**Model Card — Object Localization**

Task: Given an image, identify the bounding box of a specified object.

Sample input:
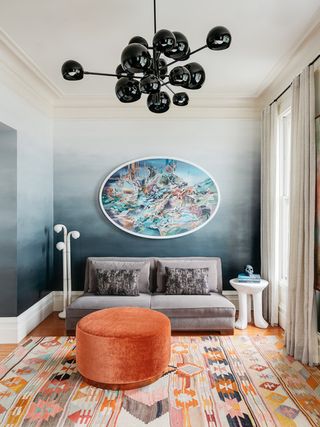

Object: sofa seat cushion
[150,293,235,318]
[67,293,151,317]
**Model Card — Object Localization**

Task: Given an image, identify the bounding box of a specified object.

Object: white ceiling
[0,0,319,99]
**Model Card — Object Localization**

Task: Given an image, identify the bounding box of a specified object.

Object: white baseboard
[17,292,53,342]
[0,317,19,345]
[0,292,54,344]
[222,290,238,309]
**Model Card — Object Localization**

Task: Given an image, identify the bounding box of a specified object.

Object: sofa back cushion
[84,256,223,294]
[156,257,222,293]
[84,258,154,293]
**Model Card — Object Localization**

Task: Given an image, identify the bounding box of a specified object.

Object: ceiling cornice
[256,8,320,110]
[0,28,62,115]
[54,95,260,119]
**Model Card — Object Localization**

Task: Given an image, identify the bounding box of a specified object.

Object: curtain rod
[269,53,320,107]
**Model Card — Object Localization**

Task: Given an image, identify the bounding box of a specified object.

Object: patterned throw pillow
[96,269,140,296]
[164,267,210,295]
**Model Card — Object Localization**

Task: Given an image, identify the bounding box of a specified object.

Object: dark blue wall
[54,118,261,291]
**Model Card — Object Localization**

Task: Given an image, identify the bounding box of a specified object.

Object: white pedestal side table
[229,279,269,330]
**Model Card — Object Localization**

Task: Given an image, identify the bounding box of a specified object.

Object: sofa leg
[220,329,234,336]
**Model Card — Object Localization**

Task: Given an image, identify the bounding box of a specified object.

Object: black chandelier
[61,0,231,114]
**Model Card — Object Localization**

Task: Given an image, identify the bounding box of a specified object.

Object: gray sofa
[66,257,235,334]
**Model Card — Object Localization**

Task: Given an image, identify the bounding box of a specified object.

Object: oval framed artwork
[99,157,220,239]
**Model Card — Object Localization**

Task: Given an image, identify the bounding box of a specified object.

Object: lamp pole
[66,231,81,305]
[54,224,68,319]
[54,224,80,318]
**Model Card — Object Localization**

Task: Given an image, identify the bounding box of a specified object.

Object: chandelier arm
[164,44,208,68]
[161,79,173,86]
[84,71,144,79]
[188,44,208,56]
[166,86,176,95]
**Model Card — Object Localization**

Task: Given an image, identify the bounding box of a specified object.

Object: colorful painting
[99,157,220,239]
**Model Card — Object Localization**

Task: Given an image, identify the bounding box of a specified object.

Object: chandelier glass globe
[121,43,152,73]
[129,36,149,48]
[206,26,232,51]
[166,31,189,60]
[115,77,141,103]
[139,75,161,94]
[153,29,176,53]
[169,66,191,86]
[182,63,206,90]
[147,92,171,113]
[173,92,189,106]
[61,60,84,81]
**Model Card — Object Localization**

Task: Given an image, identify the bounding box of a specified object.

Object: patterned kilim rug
[0,336,319,426]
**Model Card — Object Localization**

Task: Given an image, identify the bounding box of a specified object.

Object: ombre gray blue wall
[0,124,17,316]
[53,117,261,291]
[0,80,54,316]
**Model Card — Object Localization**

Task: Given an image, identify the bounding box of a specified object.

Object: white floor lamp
[67,230,80,305]
[54,224,80,319]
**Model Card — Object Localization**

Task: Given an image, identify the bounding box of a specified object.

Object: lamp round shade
[121,43,151,73]
[115,77,141,103]
[61,60,84,81]
[206,26,231,50]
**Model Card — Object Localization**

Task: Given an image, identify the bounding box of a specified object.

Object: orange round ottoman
[76,307,171,390]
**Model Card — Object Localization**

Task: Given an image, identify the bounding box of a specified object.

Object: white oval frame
[99,156,221,239]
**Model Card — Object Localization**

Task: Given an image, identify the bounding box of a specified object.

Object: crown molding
[53,95,260,119]
[0,28,62,115]
[256,9,320,110]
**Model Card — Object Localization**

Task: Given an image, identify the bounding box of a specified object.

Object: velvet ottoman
[76,307,171,390]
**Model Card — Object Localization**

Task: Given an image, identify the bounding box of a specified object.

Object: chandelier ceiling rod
[61,0,232,113]
[153,0,157,34]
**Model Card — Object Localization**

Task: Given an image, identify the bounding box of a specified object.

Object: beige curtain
[261,103,279,326]
[286,65,319,366]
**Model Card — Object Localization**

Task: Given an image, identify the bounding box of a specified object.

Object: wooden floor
[0,312,284,362]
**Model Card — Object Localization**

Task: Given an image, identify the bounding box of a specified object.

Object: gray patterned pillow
[96,269,140,296]
[164,267,210,295]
